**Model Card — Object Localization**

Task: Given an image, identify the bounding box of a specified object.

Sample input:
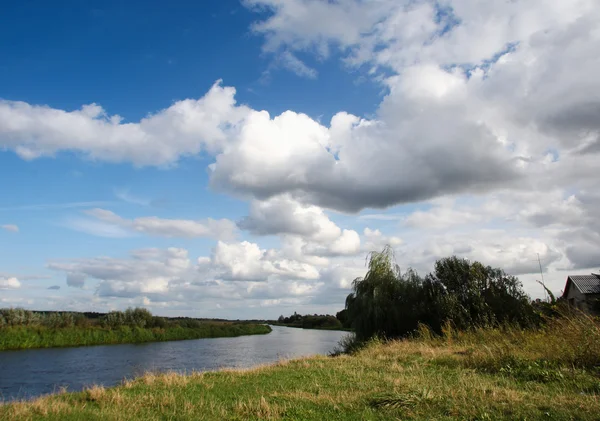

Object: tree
[335,309,348,327]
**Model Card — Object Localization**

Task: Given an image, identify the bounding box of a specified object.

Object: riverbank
[0,323,272,351]
[2,320,599,420]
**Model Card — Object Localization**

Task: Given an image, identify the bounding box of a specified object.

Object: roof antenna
[537,253,548,301]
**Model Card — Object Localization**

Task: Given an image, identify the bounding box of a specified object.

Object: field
[2,316,599,420]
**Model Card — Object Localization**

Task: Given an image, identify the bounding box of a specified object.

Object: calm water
[0,326,349,401]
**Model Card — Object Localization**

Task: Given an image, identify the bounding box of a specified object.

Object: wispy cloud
[114,189,151,206]
[64,216,134,238]
[0,201,112,211]
[279,51,318,79]
[1,224,19,232]
[0,272,51,281]
[81,208,238,240]
[358,213,405,221]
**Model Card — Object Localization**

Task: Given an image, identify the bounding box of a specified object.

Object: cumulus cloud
[1,224,19,232]
[76,208,237,240]
[239,195,341,241]
[48,245,329,306]
[50,248,192,294]
[0,277,21,289]
[203,241,320,282]
[0,81,249,166]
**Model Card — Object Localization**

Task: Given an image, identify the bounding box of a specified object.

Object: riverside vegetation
[0,308,271,350]
[1,247,599,420]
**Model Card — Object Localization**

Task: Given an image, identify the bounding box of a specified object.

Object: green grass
[2,316,599,420]
[0,323,272,351]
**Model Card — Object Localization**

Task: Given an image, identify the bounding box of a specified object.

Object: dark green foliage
[346,246,539,341]
[275,312,343,330]
[425,256,537,330]
[335,309,350,328]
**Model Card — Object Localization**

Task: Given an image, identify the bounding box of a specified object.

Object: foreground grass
[0,323,272,351]
[2,317,599,420]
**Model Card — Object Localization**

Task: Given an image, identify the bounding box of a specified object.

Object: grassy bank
[0,323,272,351]
[2,316,599,420]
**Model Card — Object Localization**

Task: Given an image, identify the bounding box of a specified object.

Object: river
[0,326,349,401]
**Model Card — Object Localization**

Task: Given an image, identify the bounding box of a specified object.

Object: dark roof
[568,274,600,294]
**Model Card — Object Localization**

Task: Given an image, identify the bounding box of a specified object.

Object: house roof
[567,274,600,295]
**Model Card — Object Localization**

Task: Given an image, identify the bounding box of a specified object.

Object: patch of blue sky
[443,42,520,79]
[433,1,462,36]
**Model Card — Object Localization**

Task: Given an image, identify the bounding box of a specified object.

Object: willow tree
[346,246,427,340]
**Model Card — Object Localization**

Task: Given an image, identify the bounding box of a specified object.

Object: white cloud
[47,245,328,307]
[362,228,402,252]
[0,81,249,166]
[206,241,320,282]
[278,51,318,79]
[239,195,341,242]
[77,208,237,240]
[1,224,19,232]
[404,205,483,230]
[302,229,361,257]
[0,277,21,289]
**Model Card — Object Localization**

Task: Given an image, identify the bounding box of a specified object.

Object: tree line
[275,312,345,330]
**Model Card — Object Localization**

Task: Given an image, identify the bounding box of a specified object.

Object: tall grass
[0,322,272,351]
[415,312,600,372]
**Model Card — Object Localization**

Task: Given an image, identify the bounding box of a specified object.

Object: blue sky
[1,0,599,318]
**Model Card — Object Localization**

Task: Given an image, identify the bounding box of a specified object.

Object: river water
[0,326,349,401]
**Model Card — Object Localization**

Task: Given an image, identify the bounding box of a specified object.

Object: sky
[1,0,599,319]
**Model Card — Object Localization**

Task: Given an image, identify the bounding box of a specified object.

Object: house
[562,273,600,314]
